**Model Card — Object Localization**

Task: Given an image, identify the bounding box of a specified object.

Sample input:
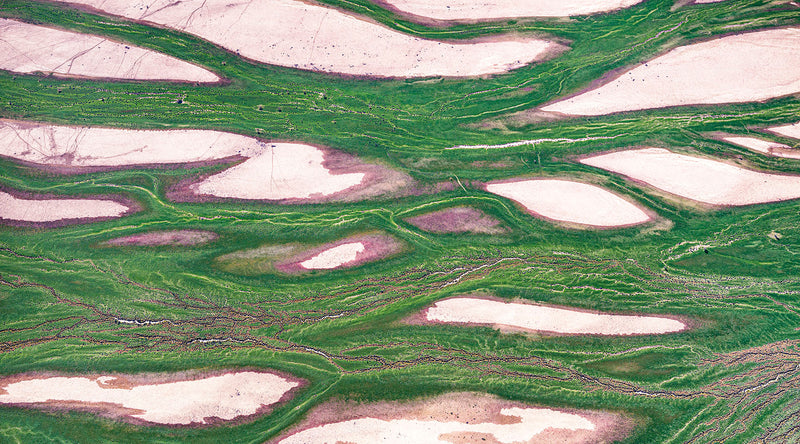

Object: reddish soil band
[375,0,645,21]
[541,27,800,116]
[0,18,219,82]
[404,206,505,234]
[484,178,651,228]
[55,0,565,78]
[275,392,632,443]
[0,370,302,426]
[581,147,800,206]
[104,230,219,246]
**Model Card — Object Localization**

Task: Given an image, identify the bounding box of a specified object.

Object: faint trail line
[445,134,626,150]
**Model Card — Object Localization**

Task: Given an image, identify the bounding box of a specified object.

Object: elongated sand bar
[485,179,650,227]
[0,18,218,82]
[541,27,800,116]
[768,122,800,140]
[425,297,685,335]
[0,120,405,202]
[281,233,403,272]
[300,242,366,269]
[0,191,129,223]
[0,371,299,425]
[582,148,800,205]
[278,392,628,443]
[722,136,800,160]
[56,0,563,77]
[377,0,644,21]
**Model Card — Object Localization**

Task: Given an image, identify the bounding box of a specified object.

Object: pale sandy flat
[0,371,298,425]
[582,147,800,205]
[300,241,366,269]
[426,297,685,335]
[105,230,218,246]
[57,0,563,77]
[0,191,128,223]
[768,122,800,140]
[541,27,800,116]
[378,0,644,21]
[0,18,218,82]
[485,179,650,227]
[722,136,800,159]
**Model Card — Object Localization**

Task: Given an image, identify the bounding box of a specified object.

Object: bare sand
[768,122,800,140]
[0,191,129,223]
[0,371,299,425]
[424,297,685,335]
[277,392,630,444]
[300,241,366,269]
[377,0,644,21]
[0,18,218,82]
[0,120,410,202]
[56,0,564,77]
[541,27,800,116]
[404,206,505,234]
[279,233,404,273]
[104,230,218,246]
[485,179,650,227]
[581,147,800,206]
[722,136,800,160]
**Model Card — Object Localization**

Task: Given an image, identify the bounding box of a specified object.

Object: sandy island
[0,18,218,82]
[0,190,130,224]
[541,27,800,116]
[276,392,630,443]
[422,296,686,335]
[582,147,800,206]
[281,233,404,273]
[376,0,644,21]
[721,136,800,160]
[485,178,651,228]
[55,0,565,77]
[768,122,800,140]
[0,371,300,426]
[404,206,505,234]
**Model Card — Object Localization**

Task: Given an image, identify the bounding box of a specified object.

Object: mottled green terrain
[1,0,800,442]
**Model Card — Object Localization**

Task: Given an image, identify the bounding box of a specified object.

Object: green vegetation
[1,0,799,442]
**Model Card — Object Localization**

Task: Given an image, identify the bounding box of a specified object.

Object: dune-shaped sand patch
[277,392,630,443]
[0,120,412,202]
[541,27,800,116]
[421,296,686,335]
[104,230,218,246]
[581,147,800,206]
[376,0,644,21]
[0,18,218,82]
[405,206,505,234]
[721,136,800,160]
[768,122,800,140]
[282,233,404,273]
[485,178,650,228]
[55,0,564,77]
[0,370,301,426]
[0,190,131,224]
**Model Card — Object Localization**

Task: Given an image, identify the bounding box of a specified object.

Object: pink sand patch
[105,230,218,246]
[0,371,300,425]
[0,18,218,82]
[768,122,800,140]
[485,179,650,227]
[404,206,505,234]
[276,392,630,444]
[425,297,686,335]
[56,0,564,77]
[581,147,800,206]
[277,233,403,273]
[722,136,800,159]
[541,27,800,116]
[0,191,129,223]
[377,0,644,21]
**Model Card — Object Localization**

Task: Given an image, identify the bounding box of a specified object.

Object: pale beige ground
[0,191,128,222]
[581,147,800,205]
[485,179,650,227]
[541,27,800,116]
[377,0,644,20]
[56,0,563,77]
[769,122,800,140]
[426,297,685,335]
[299,241,366,269]
[722,136,800,159]
[0,371,298,425]
[0,18,218,82]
